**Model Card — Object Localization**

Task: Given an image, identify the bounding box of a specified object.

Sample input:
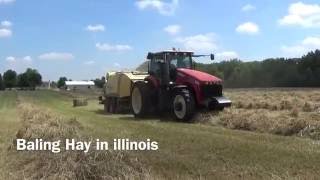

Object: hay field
[1,89,320,179]
[214,88,320,139]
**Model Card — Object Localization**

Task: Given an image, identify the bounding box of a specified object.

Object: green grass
[0,91,19,145]
[0,91,20,178]
[1,90,320,179]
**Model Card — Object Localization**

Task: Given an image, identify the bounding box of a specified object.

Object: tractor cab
[147,51,194,68]
[147,50,214,85]
[147,51,195,85]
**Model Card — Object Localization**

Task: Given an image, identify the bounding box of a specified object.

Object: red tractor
[131,50,231,121]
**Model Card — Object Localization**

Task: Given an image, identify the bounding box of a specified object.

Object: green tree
[94,76,106,88]
[25,68,42,89]
[3,70,17,89]
[299,50,320,86]
[193,49,320,88]
[17,73,29,89]
[57,77,68,88]
[0,73,4,90]
[16,69,42,90]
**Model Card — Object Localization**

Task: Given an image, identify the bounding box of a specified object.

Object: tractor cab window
[167,53,192,81]
[168,54,192,69]
[149,57,164,77]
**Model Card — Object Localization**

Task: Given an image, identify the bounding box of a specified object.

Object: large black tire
[104,100,109,112]
[172,89,195,122]
[104,97,115,113]
[110,97,118,113]
[131,82,153,118]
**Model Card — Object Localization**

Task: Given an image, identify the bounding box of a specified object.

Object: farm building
[64,81,95,91]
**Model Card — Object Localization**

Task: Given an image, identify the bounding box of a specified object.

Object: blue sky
[1,0,320,81]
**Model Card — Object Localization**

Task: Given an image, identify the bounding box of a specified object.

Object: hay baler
[100,50,231,121]
[99,71,148,113]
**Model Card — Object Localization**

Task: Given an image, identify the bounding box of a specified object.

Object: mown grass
[6,103,149,179]
[213,89,320,139]
[1,89,320,179]
[0,91,19,178]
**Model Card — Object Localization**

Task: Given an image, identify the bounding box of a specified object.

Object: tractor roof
[147,50,194,59]
[152,50,194,54]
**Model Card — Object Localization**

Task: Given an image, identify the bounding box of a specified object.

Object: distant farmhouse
[64,81,95,91]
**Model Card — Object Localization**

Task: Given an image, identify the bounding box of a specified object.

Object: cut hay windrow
[203,90,320,140]
[73,98,88,107]
[6,103,150,180]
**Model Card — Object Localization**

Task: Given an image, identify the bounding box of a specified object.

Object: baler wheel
[131,82,152,118]
[104,100,109,112]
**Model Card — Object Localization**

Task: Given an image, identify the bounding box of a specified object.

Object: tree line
[196,50,320,88]
[0,68,42,90]
[2,49,318,90]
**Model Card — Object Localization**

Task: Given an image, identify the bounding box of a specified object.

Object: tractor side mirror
[210,54,215,60]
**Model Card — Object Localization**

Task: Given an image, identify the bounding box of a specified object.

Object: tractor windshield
[168,54,192,69]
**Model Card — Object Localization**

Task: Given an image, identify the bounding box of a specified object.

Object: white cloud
[302,36,320,47]
[113,63,121,68]
[4,55,34,73]
[236,22,260,35]
[1,20,12,27]
[164,24,181,35]
[85,24,105,32]
[216,51,239,60]
[6,56,33,63]
[83,60,95,65]
[0,0,15,4]
[242,4,256,12]
[135,0,179,16]
[175,33,217,53]
[0,28,12,38]
[281,45,306,57]
[281,36,320,57]
[96,43,133,52]
[38,52,74,61]
[279,2,320,28]
[23,56,32,63]
[5,56,16,63]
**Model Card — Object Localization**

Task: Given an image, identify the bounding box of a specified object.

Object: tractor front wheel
[172,89,195,121]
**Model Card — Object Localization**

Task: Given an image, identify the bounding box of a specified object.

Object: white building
[65,81,95,91]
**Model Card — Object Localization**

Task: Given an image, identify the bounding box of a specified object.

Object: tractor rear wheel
[172,89,195,121]
[131,82,152,118]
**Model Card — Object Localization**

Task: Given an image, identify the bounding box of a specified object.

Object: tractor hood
[177,68,222,83]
